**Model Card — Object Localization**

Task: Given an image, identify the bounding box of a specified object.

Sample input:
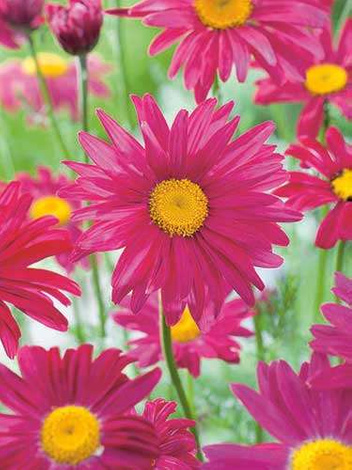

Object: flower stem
[72,297,85,344]
[159,295,203,461]
[27,35,69,157]
[91,254,106,338]
[253,311,265,443]
[314,247,328,319]
[335,241,346,275]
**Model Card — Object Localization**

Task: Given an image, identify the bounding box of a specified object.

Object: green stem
[27,35,70,157]
[253,312,265,443]
[77,54,89,136]
[0,108,15,179]
[72,297,85,344]
[335,241,346,274]
[314,248,328,318]
[91,255,106,338]
[212,75,221,103]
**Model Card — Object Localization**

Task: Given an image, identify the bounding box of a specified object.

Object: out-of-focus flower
[0,182,81,358]
[0,18,22,49]
[0,53,110,123]
[0,344,161,468]
[0,0,44,30]
[114,294,254,377]
[203,354,352,469]
[142,399,199,468]
[61,94,301,325]
[107,0,331,103]
[276,126,352,249]
[46,0,103,56]
[255,20,352,139]
[311,272,352,361]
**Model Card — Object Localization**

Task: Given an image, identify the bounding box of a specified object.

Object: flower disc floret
[194,0,253,29]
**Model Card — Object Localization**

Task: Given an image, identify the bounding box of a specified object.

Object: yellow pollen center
[291,440,352,470]
[305,64,348,95]
[30,195,72,226]
[22,53,69,78]
[149,178,208,237]
[194,0,253,29]
[331,169,352,201]
[171,307,201,343]
[41,406,101,465]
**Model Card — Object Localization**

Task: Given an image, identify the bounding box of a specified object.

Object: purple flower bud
[0,0,44,30]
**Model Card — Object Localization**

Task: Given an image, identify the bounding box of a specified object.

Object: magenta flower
[255,20,352,139]
[46,0,103,56]
[0,344,162,468]
[204,354,352,469]
[276,126,352,249]
[114,294,254,377]
[0,18,22,49]
[107,0,331,103]
[0,182,81,358]
[311,272,352,361]
[61,94,300,324]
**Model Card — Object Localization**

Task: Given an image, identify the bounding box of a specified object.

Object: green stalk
[314,247,328,318]
[72,297,85,344]
[335,241,346,275]
[253,311,265,443]
[91,255,106,337]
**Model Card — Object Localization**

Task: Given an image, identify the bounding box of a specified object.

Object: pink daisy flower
[0,182,80,358]
[255,20,352,139]
[311,272,352,361]
[0,53,110,124]
[107,0,331,103]
[275,126,352,249]
[61,94,300,325]
[16,166,88,273]
[204,353,352,469]
[142,399,199,468]
[0,344,162,469]
[114,294,254,377]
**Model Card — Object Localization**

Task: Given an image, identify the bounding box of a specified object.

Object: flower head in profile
[0,53,110,124]
[204,354,352,469]
[0,344,162,468]
[61,94,300,325]
[255,20,352,139]
[276,126,352,249]
[0,182,81,358]
[114,294,254,377]
[107,0,330,103]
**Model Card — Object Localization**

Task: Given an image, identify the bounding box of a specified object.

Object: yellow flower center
[331,169,352,201]
[22,53,69,78]
[149,178,208,237]
[170,306,201,343]
[30,195,72,226]
[41,406,101,465]
[291,439,352,470]
[305,64,348,95]
[194,0,253,29]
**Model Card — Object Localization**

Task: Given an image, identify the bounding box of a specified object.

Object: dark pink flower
[114,293,254,377]
[46,0,103,56]
[0,344,161,468]
[0,18,23,49]
[275,126,352,249]
[0,182,81,358]
[0,0,44,31]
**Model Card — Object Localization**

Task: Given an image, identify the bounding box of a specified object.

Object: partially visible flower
[276,126,352,249]
[114,294,254,377]
[311,272,352,361]
[0,344,161,468]
[0,0,44,32]
[0,53,110,123]
[204,354,352,469]
[46,0,103,56]
[0,18,22,49]
[0,182,81,358]
[142,399,199,468]
[255,20,352,139]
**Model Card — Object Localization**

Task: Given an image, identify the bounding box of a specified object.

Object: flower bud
[0,0,44,30]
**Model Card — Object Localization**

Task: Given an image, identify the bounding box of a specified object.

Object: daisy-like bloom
[17,166,87,273]
[311,272,352,361]
[0,53,110,123]
[107,0,331,103]
[114,294,254,377]
[203,353,352,469]
[61,94,300,324]
[0,182,80,358]
[142,399,199,468]
[255,20,352,139]
[0,344,162,468]
[275,126,352,249]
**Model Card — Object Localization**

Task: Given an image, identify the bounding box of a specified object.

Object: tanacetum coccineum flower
[276,126,352,249]
[107,0,331,103]
[61,94,301,325]
[114,294,254,377]
[255,20,352,139]
[0,53,110,123]
[0,182,80,358]
[311,272,352,361]
[0,345,162,469]
[203,354,352,469]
